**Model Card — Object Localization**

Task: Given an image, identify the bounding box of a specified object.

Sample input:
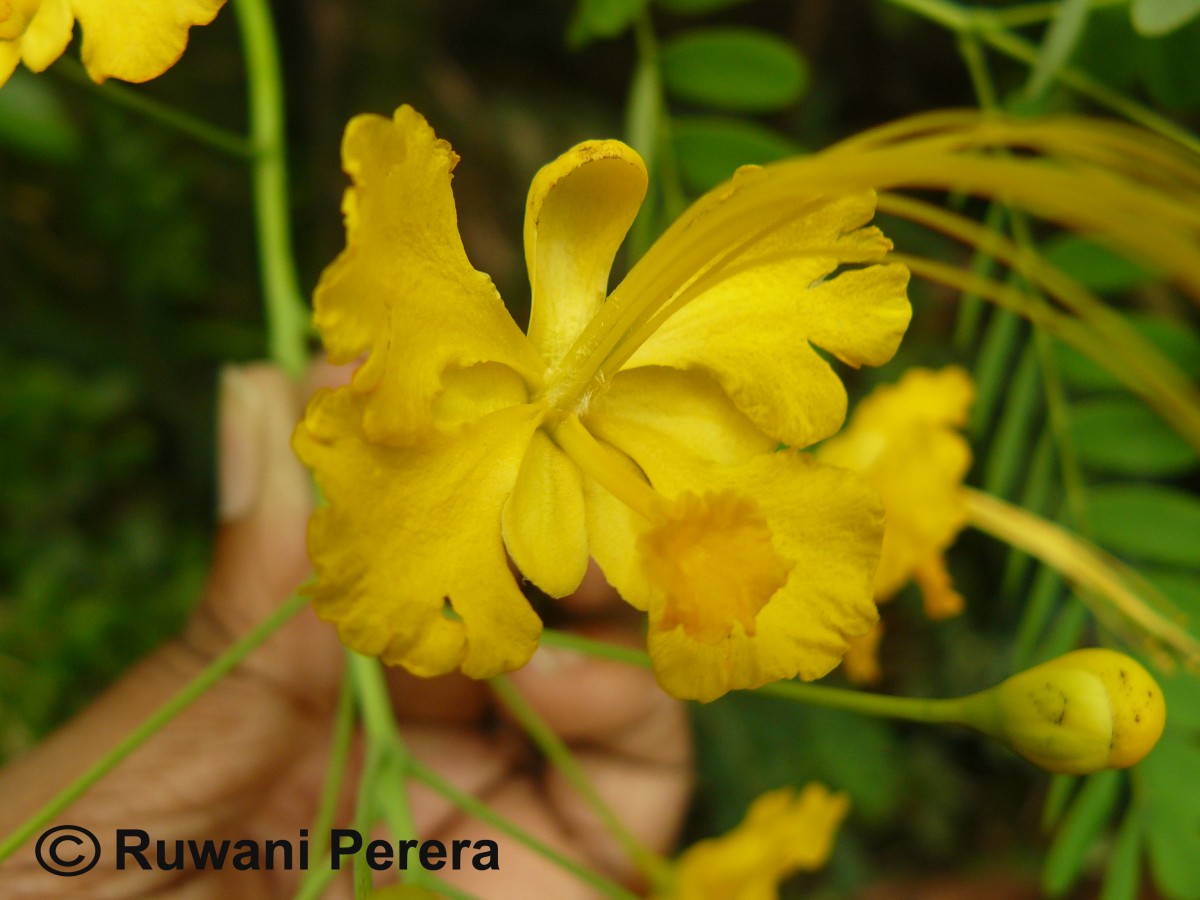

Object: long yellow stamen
[545,116,1200,428]
[552,416,792,645]
[889,251,1200,453]
[964,487,1200,670]
[549,414,667,523]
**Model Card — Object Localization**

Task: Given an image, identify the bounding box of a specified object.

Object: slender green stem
[541,629,650,667]
[1014,564,1066,670]
[1002,429,1057,597]
[349,654,415,842]
[1006,210,1091,532]
[542,630,974,725]
[883,0,969,30]
[984,0,1127,29]
[965,489,1200,666]
[978,26,1200,155]
[626,13,686,257]
[0,592,310,864]
[233,0,309,378]
[880,0,1200,155]
[345,655,443,890]
[983,339,1041,499]
[490,676,671,892]
[952,203,1006,351]
[958,30,997,111]
[294,657,356,900]
[407,759,642,900]
[626,13,664,261]
[52,57,254,158]
[352,743,383,899]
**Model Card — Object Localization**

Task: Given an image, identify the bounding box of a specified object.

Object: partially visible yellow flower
[0,0,224,87]
[294,106,911,701]
[820,366,974,613]
[659,784,848,900]
[819,367,973,681]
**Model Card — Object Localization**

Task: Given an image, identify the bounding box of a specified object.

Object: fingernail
[260,374,314,521]
[217,365,264,522]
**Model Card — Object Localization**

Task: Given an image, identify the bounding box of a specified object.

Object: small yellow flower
[659,784,848,900]
[0,0,224,87]
[294,106,911,700]
[819,366,973,682]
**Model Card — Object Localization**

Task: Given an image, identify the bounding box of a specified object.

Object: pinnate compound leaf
[1043,770,1122,896]
[1071,398,1199,477]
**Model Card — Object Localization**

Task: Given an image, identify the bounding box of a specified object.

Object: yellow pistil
[641,491,793,644]
[550,413,666,522]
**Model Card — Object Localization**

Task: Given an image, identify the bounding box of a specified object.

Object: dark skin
[0,363,693,898]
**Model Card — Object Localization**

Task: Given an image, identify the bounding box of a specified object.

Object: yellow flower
[293,105,911,700]
[818,366,973,682]
[0,0,224,87]
[659,784,848,900]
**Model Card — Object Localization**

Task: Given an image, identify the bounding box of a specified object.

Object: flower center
[640,490,793,644]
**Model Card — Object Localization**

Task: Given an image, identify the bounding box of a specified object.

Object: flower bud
[962,649,1165,775]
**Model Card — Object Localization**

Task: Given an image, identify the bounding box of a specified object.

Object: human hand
[0,362,692,898]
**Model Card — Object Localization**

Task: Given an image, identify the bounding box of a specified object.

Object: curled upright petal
[525,140,647,368]
[72,0,224,83]
[18,0,70,72]
[317,106,544,445]
[626,188,911,449]
[0,42,19,85]
[818,366,973,604]
[293,386,544,679]
[586,413,882,702]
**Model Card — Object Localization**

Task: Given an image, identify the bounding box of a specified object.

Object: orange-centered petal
[640,490,793,644]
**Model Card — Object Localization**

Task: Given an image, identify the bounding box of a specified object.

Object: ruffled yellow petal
[431,361,530,427]
[842,621,884,685]
[501,429,589,597]
[594,366,775,466]
[71,0,224,83]
[17,0,70,72]
[0,40,20,84]
[626,189,911,448]
[315,106,544,446]
[588,413,881,702]
[819,366,973,605]
[525,140,647,368]
[662,784,848,900]
[293,386,544,679]
[914,554,964,619]
[0,0,39,40]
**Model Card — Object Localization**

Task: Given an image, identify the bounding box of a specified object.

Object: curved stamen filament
[550,414,667,523]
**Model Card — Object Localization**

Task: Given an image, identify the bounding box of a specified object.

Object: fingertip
[503,625,684,757]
